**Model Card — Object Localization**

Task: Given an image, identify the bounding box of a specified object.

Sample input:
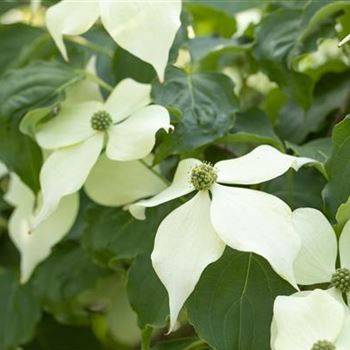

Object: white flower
[3,169,78,284]
[31,78,171,228]
[339,33,350,47]
[130,145,315,330]
[292,208,350,297]
[45,0,182,81]
[271,289,350,350]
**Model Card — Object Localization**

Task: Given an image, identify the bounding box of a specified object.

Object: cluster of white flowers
[1,1,350,348]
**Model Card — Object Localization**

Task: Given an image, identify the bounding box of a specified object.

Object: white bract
[3,171,78,284]
[130,145,315,330]
[292,208,350,297]
[31,78,171,228]
[271,289,350,350]
[45,0,182,81]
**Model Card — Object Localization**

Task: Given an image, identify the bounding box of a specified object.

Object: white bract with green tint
[45,0,182,81]
[31,78,171,228]
[271,289,350,350]
[3,169,78,284]
[130,145,315,330]
[292,208,350,295]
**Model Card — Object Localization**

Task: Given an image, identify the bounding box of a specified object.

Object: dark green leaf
[30,242,109,325]
[262,168,327,210]
[0,61,83,192]
[0,270,41,350]
[82,202,177,268]
[219,108,283,150]
[153,67,238,162]
[127,254,169,329]
[276,72,350,144]
[324,115,350,217]
[187,249,294,350]
[24,315,106,350]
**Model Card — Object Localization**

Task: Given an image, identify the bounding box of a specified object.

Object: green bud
[190,163,217,191]
[331,267,350,293]
[91,110,113,131]
[310,340,335,350]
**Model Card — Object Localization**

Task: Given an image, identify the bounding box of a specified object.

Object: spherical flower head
[91,110,113,131]
[310,340,335,350]
[331,267,350,293]
[190,163,217,191]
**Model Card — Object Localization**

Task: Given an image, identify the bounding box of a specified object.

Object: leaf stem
[83,71,114,92]
[139,160,170,186]
[66,36,114,58]
[141,325,153,350]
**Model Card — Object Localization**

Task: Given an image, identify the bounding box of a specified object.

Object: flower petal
[105,79,151,122]
[129,158,200,220]
[337,312,350,349]
[272,289,346,350]
[99,1,181,81]
[31,134,103,229]
[35,101,102,149]
[151,191,225,331]
[340,220,350,270]
[215,145,314,185]
[210,184,300,288]
[106,105,171,161]
[85,154,166,207]
[5,174,79,283]
[46,0,99,60]
[292,208,337,285]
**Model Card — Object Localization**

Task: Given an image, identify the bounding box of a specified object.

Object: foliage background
[0,0,350,349]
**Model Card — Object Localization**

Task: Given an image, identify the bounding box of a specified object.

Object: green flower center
[331,267,350,293]
[190,163,217,191]
[90,110,112,131]
[310,340,335,350]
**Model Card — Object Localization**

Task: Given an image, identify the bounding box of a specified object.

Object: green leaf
[187,249,294,350]
[276,72,350,144]
[0,24,50,76]
[127,254,169,329]
[262,168,327,211]
[253,8,314,108]
[152,338,208,350]
[218,108,283,150]
[324,115,350,217]
[0,270,41,350]
[0,61,83,192]
[82,202,176,268]
[112,45,156,84]
[286,137,332,164]
[336,196,350,228]
[30,242,109,325]
[152,68,238,162]
[185,3,237,38]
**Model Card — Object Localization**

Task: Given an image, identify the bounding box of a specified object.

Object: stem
[139,160,170,186]
[141,326,153,350]
[66,36,114,58]
[83,71,114,92]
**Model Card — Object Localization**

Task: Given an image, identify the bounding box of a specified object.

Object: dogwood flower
[130,145,315,330]
[3,169,78,284]
[271,289,350,350]
[45,0,182,81]
[339,33,350,47]
[292,208,350,297]
[31,78,171,228]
